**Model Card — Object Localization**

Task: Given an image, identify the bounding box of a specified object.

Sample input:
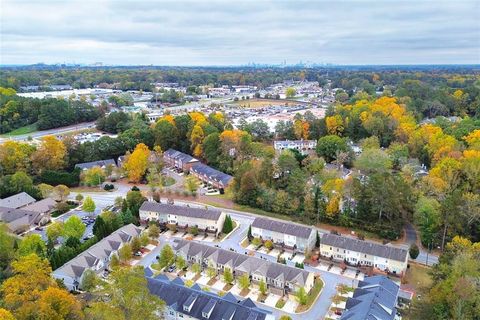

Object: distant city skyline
[1,0,479,66]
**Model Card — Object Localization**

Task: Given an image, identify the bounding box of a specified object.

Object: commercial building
[139,201,226,237]
[147,274,274,320]
[320,234,408,275]
[163,149,200,172]
[273,139,317,155]
[52,224,142,291]
[251,218,317,253]
[341,275,400,320]
[190,163,233,192]
[174,240,315,296]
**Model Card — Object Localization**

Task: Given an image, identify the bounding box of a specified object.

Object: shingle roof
[0,206,40,233]
[190,163,233,186]
[146,276,271,320]
[174,240,311,286]
[52,224,142,279]
[321,234,408,262]
[0,192,36,209]
[74,159,117,170]
[22,198,56,214]
[164,149,199,164]
[140,201,223,221]
[341,276,399,320]
[251,217,314,239]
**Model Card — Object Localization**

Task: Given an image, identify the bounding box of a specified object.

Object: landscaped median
[295,277,324,313]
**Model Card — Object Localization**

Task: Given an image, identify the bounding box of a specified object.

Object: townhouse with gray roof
[164,148,200,172]
[139,201,226,237]
[0,192,56,233]
[0,192,36,208]
[146,274,274,320]
[251,217,317,253]
[320,234,408,275]
[74,159,117,170]
[190,163,233,192]
[174,240,315,296]
[341,275,400,320]
[52,224,142,291]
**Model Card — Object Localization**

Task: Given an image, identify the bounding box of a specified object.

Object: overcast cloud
[1,0,479,65]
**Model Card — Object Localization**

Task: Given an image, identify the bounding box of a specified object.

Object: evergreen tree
[121,208,135,225]
[93,215,108,239]
[222,215,233,234]
[315,231,320,248]
[247,225,253,241]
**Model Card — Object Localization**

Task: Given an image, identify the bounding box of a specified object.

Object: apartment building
[52,224,142,291]
[320,234,408,275]
[190,163,233,192]
[164,149,200,172]
[251,217,317,253]
[174,240,315,296]
[139,201,226,237]
[74,159,117,170]
[341,275,400,320]
[147,274,274,320]
[273,139,317,155]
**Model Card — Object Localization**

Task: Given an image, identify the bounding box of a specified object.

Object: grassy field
[296,278,324,313]
[228,98,300,108]
[403,263,433,294]
[1,123,38,136]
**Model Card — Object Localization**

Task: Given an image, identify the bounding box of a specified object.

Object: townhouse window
[330,247,332,250]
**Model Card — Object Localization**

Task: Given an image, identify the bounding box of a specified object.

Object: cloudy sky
[1,0,479,65]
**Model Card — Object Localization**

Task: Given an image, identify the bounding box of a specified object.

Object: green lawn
[162,176,176,187]
[296,278,324,313]
[2,123,38,136]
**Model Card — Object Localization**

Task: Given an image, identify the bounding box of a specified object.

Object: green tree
[222,215,234,234]
[191,263,201,274]
[109,254,120,270]
[131,237,142,253]
[81,166,106,187]
[46,221,64,244]
[206,265,217,278]
[18,234,46,258]
[158,245,175,269]
[81,269,98,291]
[414,196,441,247]
[176,255,186,271]
[148,224,160,240]
[118,243,132,263]
[259,280,267,296]
[223,267,234,285]
[75,193,84,202]
[184,175,199,193]
[296,287,308,305]
[63,216,86,239]
[247,225,253,241]
[153,119,178,151]
[316,135,348,162]
[409,244,420,259]
[93,215,108,239]
[238,273,250,290]
[88,266,165,320]
[285,87,297,98]
[82,196,96,216]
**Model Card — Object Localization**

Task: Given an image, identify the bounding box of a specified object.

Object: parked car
[134,252,142,257]
[35,226,43,231]
[167,265,176,273]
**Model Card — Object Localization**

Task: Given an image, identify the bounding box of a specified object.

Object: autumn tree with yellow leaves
[123,143,150,182]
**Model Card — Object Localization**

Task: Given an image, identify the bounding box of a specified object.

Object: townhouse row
[139,201,226,237]
[52,224,142,291]
[320,233,409,275]
[146,274,274,320]
[163,149,233,192]
[0,192,56,233]
[250,217,317,253]
[174,240,315,296]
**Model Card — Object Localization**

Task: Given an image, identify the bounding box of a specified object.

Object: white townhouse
[320,234,409,276]
[139,201,226,237]
[273,139,317,155]
[251,217,317,253]
[52,224,141,291]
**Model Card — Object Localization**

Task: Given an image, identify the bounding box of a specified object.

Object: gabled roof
[52,224,142,280]
[341,276,399,320]
[0,206,41,233]
[140,201,223,221]
[74,159,117,170]
[174,240,311,286]
[146,276,271,320]
[0,192,36,209]
[251,217,314,239]
[164,149,199,164]
[190,163,233,186]
[22,198,56,214]
[321,234,408,262]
